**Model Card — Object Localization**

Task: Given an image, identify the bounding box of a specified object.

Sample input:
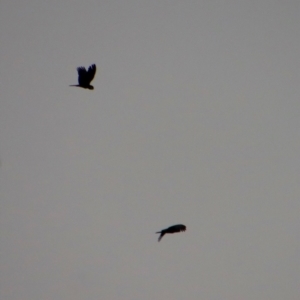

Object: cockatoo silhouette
[156,224,186,242]
[70,64,96,90]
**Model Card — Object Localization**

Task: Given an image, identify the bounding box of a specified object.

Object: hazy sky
[1,1,299,299]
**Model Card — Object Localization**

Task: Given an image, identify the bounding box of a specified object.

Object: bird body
[70,64,96,90]
[156,224,186,242]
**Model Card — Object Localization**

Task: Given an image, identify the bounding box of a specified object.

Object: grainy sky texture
[1,1,299,300]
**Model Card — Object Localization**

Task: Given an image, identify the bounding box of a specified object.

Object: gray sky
[1,1,299,299]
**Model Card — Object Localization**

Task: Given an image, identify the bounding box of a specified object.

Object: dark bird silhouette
[70,64,96,90]
[156,224,186,242]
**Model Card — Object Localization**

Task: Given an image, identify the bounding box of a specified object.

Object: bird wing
[158,231,165,242]
[77,67,88,86]
[177,224,186,232]
[166,224,186,233]
[86,64,96,84]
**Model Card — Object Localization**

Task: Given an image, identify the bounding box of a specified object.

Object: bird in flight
[156,224,186,242]
[70,64,96,90]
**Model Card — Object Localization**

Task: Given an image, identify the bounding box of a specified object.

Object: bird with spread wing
[70,64,96,90]
[156,224,186,242]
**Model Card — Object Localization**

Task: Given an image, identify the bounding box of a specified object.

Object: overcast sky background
[1,1,299,300]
